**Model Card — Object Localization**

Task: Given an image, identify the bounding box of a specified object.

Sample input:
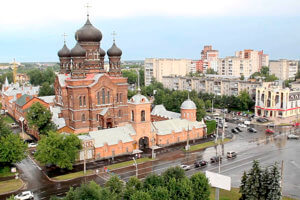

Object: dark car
[194,160,208,168]
[231,128,238,134]
[210,156,222,163]
[235,127,243,132]
[248,127,257,133]
[256,118,264,123]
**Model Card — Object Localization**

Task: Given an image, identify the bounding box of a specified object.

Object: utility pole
[84,143,87,175]
[215,133,221,200]
[222,112,226,156]
[186,124,190,151]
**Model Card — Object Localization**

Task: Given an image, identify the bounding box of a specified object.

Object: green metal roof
[16,94,33,107]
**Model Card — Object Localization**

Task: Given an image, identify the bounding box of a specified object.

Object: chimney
[16,93,22,99]
[26,96,31,102]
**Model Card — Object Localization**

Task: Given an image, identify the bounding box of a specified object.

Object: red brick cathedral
[54,15,129,133]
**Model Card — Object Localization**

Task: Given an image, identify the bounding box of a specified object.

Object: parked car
[231,128,238,134]
[210,156,222,163]
[248,127,257,133]
[268,123,275,128]
[235,127,243,132]
[292,122,300,127]
[265,129,275,134]
[204,116,212,121]
[180,164,191,171]
[227,151,237,159]
[194,160,208,168]
[244,120,251,125]
[14,191,34,200]
[238,123,247,128]
[10,123,19,128]
[28,143,37,148]
[287,134,300,139]
[257,118,267,123]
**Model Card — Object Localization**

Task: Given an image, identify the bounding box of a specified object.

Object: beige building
[269,59,298,80]
[218,50,269,78]
[144,58,193,86]
[255,81,300,124]
[162,75,261,99]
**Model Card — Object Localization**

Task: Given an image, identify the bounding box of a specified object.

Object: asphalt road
[1,122,300,200]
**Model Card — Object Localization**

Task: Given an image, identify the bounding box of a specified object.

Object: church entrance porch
[139,137,149,150]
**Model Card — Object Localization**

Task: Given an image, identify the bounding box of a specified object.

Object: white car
[15,191,34,200]
[287,134,299,139]
[238,123,247,128]
[28,143,37,148]
[180,164,191,171]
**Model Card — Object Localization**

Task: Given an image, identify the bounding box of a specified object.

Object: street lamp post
[19,117,24,140]
[133,157,138,177]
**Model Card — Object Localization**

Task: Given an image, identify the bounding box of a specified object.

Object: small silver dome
[129,94,149,104]
[180,99,196,109]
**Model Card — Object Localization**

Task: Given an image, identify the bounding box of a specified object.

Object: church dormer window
[97,92,100,105]
[107,91,110,104]
[82,114,86,122]
[131,110,134,121]
[118,110,122,117]
[79,96,82,106]
[119,93,122,103]
[83,96,86,106]
[141,110,145,122]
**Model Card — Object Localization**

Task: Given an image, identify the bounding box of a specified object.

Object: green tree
[266,164,281,200]
[63,181,101,200]
[162,166,185,183]
[149,186,170,200]
[139,68,145,86]
[239,171,248,200]
[260,66,269,76]
[143,173,164,190]
[0,116,13,137]
[166,177,194,200]
[205,99,212,109]
[35,131,82,169]
[0,134,27,164]
[265,74,278,82]
[238,90,254,110]
[122,69,138,85]
[295,71,300,79]
[240,74,245,80]
[193,98,206,121]
[26,102,56,135]
[38,82,55,96]
[205,120,216,135]
[244,160,263,199]
[206,68,217,74]
[105,175,124,198]
[190,172,210,200]
[123,176,142,200]
[130,190,151,200]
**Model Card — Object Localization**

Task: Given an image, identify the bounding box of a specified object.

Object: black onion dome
[100,47,106,57]
[75,18,102,42]
[70,43,86,57]
[58,44,71,57]
[107,42,122,57]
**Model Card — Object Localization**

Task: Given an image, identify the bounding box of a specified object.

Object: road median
[185,138,231,152]
[0,178,24,195]
[51,170,94,182]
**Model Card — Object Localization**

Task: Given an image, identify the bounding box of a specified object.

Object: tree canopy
[38,82,55,96]
[51,168,210,200]
[27,68,56,86]
[35,131,82,169]
[26,102,56,135]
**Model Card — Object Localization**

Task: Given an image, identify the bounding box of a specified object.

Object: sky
[0,0,300,62]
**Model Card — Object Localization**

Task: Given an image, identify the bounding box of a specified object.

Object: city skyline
[1,0,300,62]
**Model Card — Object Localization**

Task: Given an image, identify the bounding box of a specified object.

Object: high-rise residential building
[218,49,269,78]
[269,59,298,80]
[199,45,219,73]
[144,58,193,86]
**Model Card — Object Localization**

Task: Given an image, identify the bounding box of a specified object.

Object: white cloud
[1,0,300,28]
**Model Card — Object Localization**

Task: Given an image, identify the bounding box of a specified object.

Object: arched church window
[118,110,122,117]
[97,92,100,105]
[107,91,110,104]
[79,96,82,106]
[71,112,74,121]
[141,110,145,122]
[131,110,134,121]
[82,114,86,122]
[119,93,122,103]
[102,89,105,104]
[83,96,86,106]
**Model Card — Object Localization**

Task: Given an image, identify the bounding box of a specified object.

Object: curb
[47,171,96,183]
[0,178,25,196]
[184,137,234,153]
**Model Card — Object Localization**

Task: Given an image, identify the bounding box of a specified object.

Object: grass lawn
[187,138,231,152]
[52,170,94,181]
[2,115,14,124]
[107,157,153,170]
[0,166,15,178]
[0,179,23,194]
[209,187,296,200]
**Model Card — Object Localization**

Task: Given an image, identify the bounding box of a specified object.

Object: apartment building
[162,75,261,99]
[269,59,298,80]
[144,58,193,86]
[218,50,269,78]
[255,81,300,124]
[199,45,219,73]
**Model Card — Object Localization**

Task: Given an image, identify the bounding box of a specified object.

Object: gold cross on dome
[85,3,91,17]
[111,31,117,42]
[62,33,68,44]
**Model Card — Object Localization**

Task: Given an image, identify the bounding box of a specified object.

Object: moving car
[28,143,37,148]
[194,160,208,168]
[238,123,247,128]
[180,164,191,171]
[15,191,34,200]
[265,129,275,134]
[210,156,222,163]
[293,122,300,127]
[235,127,243,132]
[287,134,300,139]
[231,128,238,134]
[248,127,257,133]
[227,151,237,159]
